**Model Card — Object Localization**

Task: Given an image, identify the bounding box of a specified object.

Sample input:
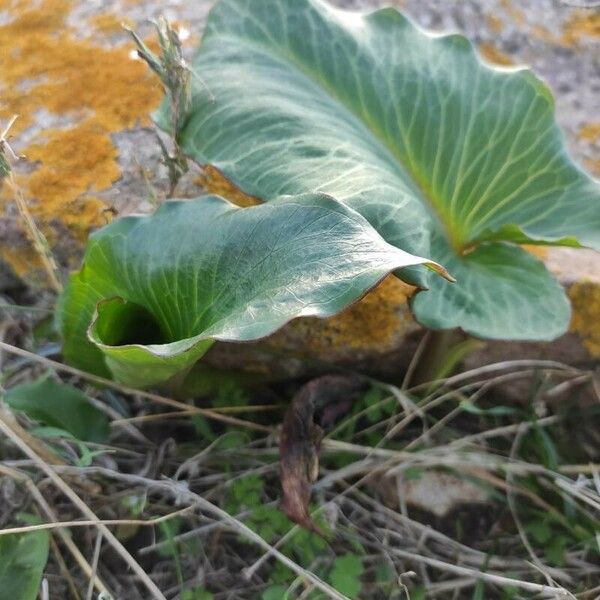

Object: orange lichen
[89,13,133,34]
[0,244,43,279]
[495,5,600,48]
[586,159,600,178]
[478,42,514,66]
[0,0,162,277]
[0,14,161,133]
[486,15,504,34]
[530,24,561,45]
[569,280,600,357]
[562,10,600,47]
[266,275,417,358]
[578,123,600,143]
[22,120,120,233]
[499,0,525,25]
[522,245,548,260]
[197,165,262,207]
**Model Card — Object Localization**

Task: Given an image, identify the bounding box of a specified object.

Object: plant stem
[409,329,464,389]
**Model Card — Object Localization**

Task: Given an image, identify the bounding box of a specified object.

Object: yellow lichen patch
[569,280,600,357]
[562,10,600,47]
[530,24,561,45]
[478,42,514,66]
[0,244,43,279]
[197,165,262,207]
[499,0,525,25]
[0,29,162,133]
[89,13,133,35]
[522,245,548,260]
[485,15,504,34]
[23,120,120,232]
[0,0,162,277]
[578,122,600,143]
[266,275,417,358]
[586,159,600,178]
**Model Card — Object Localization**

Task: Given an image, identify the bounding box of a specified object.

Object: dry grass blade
[48,535,82,600]
[0,464,110,597]
[0,414,168,600]
[86,532,103,600]
[54,466,351,600]
[0,506,195,536]
[0,116,62,293]
[0,341,271,433]
[0,404,66,466]
[385,546,573,596]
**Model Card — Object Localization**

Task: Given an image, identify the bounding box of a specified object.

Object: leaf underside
[157,0,600,339]
[59,194,443,387]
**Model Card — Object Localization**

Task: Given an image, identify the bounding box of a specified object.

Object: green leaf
[527,520,552,544]
[160,0,600,339]
[411,237,570,340]
[182,587,214,600]
[411,587,426,600]
[546,535,567,566]
[4,377,110,443]
[332,554,363,577]
[0,530,50,600]
[329,554,363,598]
[472,580,486,600]
[262,586,288,600]
[59,194,445,387]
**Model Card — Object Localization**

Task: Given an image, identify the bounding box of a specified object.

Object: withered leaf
[279,375,367,534]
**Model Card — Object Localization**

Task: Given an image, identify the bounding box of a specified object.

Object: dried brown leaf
[279,375,367,534]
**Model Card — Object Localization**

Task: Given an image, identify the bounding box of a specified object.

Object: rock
[377,470,491,519]
[202,246,600,383]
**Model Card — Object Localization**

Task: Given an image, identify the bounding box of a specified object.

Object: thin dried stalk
[0,506,194,537]
[126,19,192,195]
[0,464,110,597]
[0,417,168,600]
[1,116,62,292]
[0,341,271,433]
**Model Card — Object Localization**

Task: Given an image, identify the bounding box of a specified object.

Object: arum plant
[155,0,600,340]
[59,0,600,389]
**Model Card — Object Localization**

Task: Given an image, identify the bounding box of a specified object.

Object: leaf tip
[428,262,456,283]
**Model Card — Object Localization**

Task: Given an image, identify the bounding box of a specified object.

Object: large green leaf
[0,529,49,600]
[158,0,600,339]
[411,234,570,339]
[4,377,110,443]
[59,194,447,387]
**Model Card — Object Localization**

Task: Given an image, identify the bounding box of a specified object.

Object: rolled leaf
[59,194,447,387]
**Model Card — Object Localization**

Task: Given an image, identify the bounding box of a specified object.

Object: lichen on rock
[0,0,162,276]
[196,165,262,208]
[478,42,514,66]
[265,276,418,360]
[569,280,600,358]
